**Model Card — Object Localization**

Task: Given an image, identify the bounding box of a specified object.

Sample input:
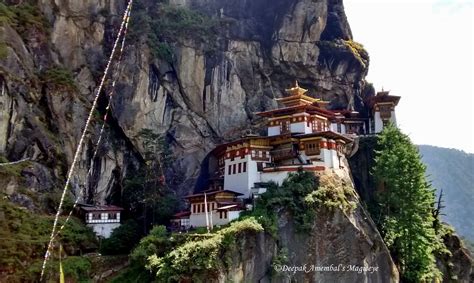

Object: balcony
[270,147,298,161]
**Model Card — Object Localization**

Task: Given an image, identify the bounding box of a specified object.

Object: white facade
[260,170,289,185]
[88,223,121,238]
[268,126,280,136]
[84,211,121,238]
[224,154,264,198]
[290,121,312,134]
[189,209,241,228]
[330,122,346,134]
[373,110,397,133]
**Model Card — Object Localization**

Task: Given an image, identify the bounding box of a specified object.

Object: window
[379,105,392,119]
[92,213,101,220]
[233,164,236,174]
[257,162,263,172]
[193,204,197,213]
[243,162,247,172]
[238,163,242,173]
[219,211,228,219]
[311,120,318,132]
[337,123,341,133]
[211,203,215,210]
[108,213,117,220]
[280,120,290,133]
[201,203,205,213]
[228,165,232,175]
[306,142,320,155]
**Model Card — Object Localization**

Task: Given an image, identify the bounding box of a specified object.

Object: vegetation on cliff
[371,124,443,282]
[0,198,98,282]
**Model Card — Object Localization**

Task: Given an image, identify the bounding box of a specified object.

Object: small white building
[367,90,401,133]
[78,204,123,238]
[182,189,243,229]
[171,211,191,231]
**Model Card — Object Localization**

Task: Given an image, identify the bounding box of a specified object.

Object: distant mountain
[418,145,474,244]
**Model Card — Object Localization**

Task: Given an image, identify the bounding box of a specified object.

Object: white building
[180,82,401,229]
[367,90,400,133]
[78,204,123,238]
[179,190,243,228]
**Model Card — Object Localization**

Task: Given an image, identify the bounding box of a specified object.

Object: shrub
[0,3,49,35]
[243,170,320,233]
[304,174,357,213]
[100,219,141,255]
[40,67,78,91]
[0,198,97,280]
[147,218,263,282]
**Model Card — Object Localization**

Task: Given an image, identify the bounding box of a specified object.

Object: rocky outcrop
[437,232,474,283]
[215,171,399,282]
[0,0,370,204]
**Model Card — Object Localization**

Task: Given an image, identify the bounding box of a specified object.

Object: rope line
[48,3,132,247]
[0,158,30,166]
[39,1,133,280]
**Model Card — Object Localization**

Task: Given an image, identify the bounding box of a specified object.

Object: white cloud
[344,0,473,152]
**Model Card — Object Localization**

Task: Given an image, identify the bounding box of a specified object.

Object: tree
[122,129,177,234]
[372,124,441,282]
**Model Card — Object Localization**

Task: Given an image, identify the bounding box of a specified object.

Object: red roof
[79,204,124,212]
[256,104,335,118]
[367,92,401,107]
[295,131,354,143]
[184,189,244,199]
[172,211,191,218]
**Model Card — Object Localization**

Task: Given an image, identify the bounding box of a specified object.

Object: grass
[0,2,49,35]
[129,2,220,61]
[40,67,78,91]
[318,39,369,69]
[0,198,98,281]
[0,41,8,59]
[0,155,31,179]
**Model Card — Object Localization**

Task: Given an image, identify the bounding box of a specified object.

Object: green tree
[122,129,177,234]
[372,124,441,282]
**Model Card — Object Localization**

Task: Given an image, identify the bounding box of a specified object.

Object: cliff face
[0,0,371,203]
[157,171,399,282]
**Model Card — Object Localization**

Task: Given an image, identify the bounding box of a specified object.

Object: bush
[304,174,357,213]
[0,198,97,280]
[40,67,78,91]
[100,219,141,255]
[129,2,220,61]
[0,2,49,35]
[147,218,263,282]
[243,170,320,233]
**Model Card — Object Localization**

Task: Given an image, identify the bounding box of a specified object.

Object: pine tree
[372,124,441,282]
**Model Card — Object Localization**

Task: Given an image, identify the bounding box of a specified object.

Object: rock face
[0,0,371,203]
[216,171,399,282]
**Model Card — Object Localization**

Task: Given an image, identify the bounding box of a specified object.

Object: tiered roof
[368,90,401,107]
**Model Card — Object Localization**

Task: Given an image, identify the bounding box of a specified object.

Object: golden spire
[285,80,308,96]
[275,80,321,107]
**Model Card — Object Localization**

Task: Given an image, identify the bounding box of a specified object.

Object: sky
[344,0,473,153]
